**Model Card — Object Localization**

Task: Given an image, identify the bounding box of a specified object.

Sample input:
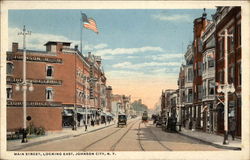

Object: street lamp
[16,25,32,143]
[217,28,235,145]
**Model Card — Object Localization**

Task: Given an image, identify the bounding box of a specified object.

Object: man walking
[229,118,236,140]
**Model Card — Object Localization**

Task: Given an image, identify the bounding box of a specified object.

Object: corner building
[7,41,107,131]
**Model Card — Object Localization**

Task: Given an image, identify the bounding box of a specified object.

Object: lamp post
[85,76,89,130]
[217,28,235,145]
[16,25,32,143]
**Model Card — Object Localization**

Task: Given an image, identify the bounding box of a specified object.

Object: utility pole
[218,28,235,145]
[16,25,32,143]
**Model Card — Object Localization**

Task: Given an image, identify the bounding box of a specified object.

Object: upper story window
[228,29,234,53]
[7,85,13,100]
[208,80,215,95]
[237,24,241,47]
[187,68,193,82]
[208,60,214,68]
[7,62,14,75]
[46,88,54,101]
[46,65,54,78]
[218,39,224,59]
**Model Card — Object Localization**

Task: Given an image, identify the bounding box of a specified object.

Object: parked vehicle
[117,114,127,127]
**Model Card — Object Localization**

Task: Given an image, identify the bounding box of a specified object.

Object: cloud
[152,14,191,22]
[112,61,181,69]
[95,46,164,56]
[148,53,183,61]
[9,27,107,52]
[9,27,80,51]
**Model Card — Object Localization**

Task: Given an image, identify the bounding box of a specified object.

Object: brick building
[6,41,110,131]
[213,7,241,136]
[192,11,209,130]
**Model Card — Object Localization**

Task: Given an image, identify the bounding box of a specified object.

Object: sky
[8,9,216,109]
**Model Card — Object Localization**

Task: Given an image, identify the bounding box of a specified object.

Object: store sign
[7,101,62,107]
[7,77,62,85]
[12,55,62,63]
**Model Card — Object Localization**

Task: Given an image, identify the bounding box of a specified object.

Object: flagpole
[80,12,83,54]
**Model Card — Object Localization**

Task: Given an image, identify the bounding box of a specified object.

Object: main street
[19,119,225,151]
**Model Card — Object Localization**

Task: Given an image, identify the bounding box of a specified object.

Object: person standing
[229,118,236,140]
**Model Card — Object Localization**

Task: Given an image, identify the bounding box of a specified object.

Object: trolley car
[142,111,148,122]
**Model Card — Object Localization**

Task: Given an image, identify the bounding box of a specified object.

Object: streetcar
[142,111,148,122]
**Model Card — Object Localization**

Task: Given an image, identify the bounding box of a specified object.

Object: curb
[9,123,115,151]
[177,131,241,150]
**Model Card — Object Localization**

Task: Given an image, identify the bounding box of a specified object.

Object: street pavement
[7,119,239,151]
[177,127,241,150]
[7,120,116,151]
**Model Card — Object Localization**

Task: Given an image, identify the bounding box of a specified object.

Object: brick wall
[7,107,62,131]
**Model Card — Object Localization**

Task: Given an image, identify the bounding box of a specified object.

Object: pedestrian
[229,118,236,140]
[84,121,88,131]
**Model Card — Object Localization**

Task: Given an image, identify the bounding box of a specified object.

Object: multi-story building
[201,21,216,133]
[213,7,241,137]
[177,65,185,126]
[6,41,109,131]
[106,86,113,112]
[183,44,194,129]
[192,11,209,130]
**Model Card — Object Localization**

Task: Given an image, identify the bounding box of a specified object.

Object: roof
[44,41,71,46]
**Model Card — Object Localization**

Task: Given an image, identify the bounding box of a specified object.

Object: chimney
[12,42,18,53]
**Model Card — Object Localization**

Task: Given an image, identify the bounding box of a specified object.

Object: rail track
[137,121,172,151]
[82,119,138,151]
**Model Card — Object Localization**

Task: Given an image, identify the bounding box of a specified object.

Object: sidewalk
[178,128,241,150]
[7,121,116,151]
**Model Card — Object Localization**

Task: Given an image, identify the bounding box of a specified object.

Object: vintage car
[117,114,127,127]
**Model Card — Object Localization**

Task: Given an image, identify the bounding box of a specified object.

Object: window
[237,24,241,46]
[7,62,14,75]
[198,85,202,100]
[228,30,234,53]
[229,66,235,83]
[46,65,54,77]
[187,68,193,82]
[208,60,214,68]
[218,39,224,59]
[218,71,224,83]
[202,82,206,97]
[7,86,13,99]
[46,88,54,101]
[208,80,215,95]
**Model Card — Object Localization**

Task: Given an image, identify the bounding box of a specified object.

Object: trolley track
[137,122,145,151]
[110,120,138,151]
[82,119,138,151]
[144,122,172,151]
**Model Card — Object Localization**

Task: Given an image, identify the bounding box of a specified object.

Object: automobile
[117,114,127,127]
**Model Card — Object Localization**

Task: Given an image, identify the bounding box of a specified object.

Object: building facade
[213,7,241,137]
[7,41,110,131]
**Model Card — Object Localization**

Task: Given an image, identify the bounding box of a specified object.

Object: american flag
[82,13,99,34]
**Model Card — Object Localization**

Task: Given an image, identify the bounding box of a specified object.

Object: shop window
[7,86,13,100]
[46,65,54,77]
[46,88,54,101]
[7,62,14,75]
